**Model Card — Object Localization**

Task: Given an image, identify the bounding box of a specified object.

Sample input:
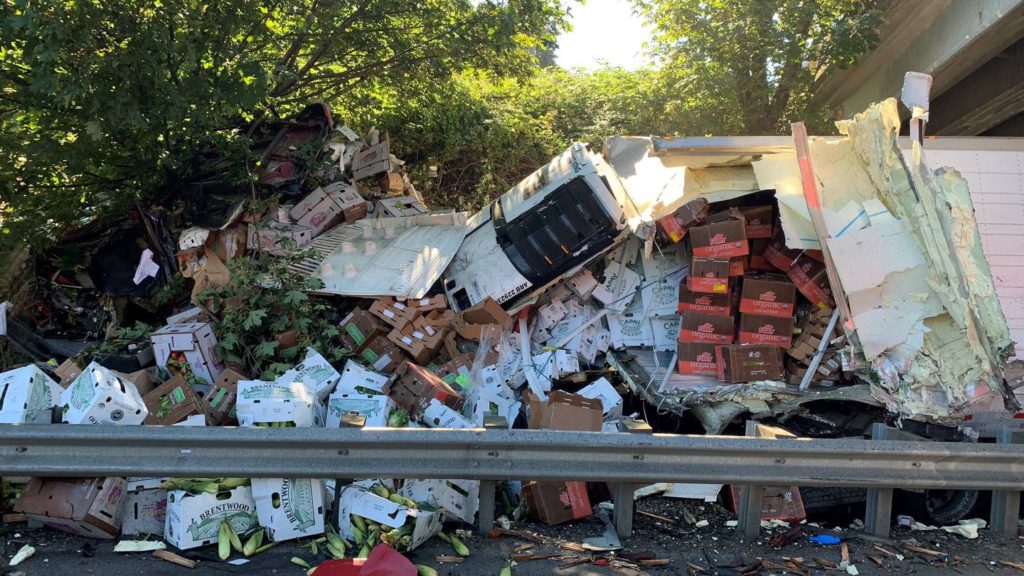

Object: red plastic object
[311,545,416,576]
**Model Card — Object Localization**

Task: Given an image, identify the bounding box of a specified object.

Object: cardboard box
[338,308,385,354]
[677,342,718,376]
[432,354,474,390]
[336,485,443,551]
[687,258,730,294]
[252,478,325,542]
[728,256,746,277]
[248,218,312,256]
[379,171,405,194]
[62,362,148,425]
[522,481,592,525]
[326,393,393,427]
[678,285,731,316]
[289,187,352,237]
[369,297,417,329]
[15,477,127,539]
[762,230,800,272]
[358,334,405,374]
[143,376,210,425]
[461,365,520,427]
[689,214,749,258]
[747,238,773,271]
[677,312,735,345]
[576,377,623,420]
[165,487,258,550]
[386,361,464,417]
[121,488,167,536]
[335,360,389,395]
[0,364,62,424]
[421,397,477,428]
[526,390,602,431]
[275,347,341,401]
[376,196,428,217]
[387,320,443,365]
[55,357,85,386]
[399,479,479,524]
[115,367,159,396]
[715,344,784,382]
[352,141,392,181]
[151,322,224,392]
[453,297,512,341]
[651,315,682,352]
[403,293,448,313]
[202,368,245,425]
[656,198,710,244]
[567,269,599,300]
[727,485,805,523]
[329,185,369,222]
[739,275,797,318]
[740,205,774,239]
[236,380,325,427]
[787,253,834,307]
[592,261,642,312]
[738,314,794,348]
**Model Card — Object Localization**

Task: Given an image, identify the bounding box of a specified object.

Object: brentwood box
[677,342,719,376]
[689,213,749,258]
[739,276,797,318]
[687,258,730,294]
[740,205,774,239]
[787,252,834,307]
[252,478,326,542]
[738,314,794,349]
[678,285,731,316]
[165,487,257,550]
[677,312,735,345]
[715,344,783,383]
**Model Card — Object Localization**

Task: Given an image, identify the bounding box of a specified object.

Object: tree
[0,0,566,250]
[635,0,881,134]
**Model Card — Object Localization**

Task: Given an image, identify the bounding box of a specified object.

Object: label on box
[678,313,735,344]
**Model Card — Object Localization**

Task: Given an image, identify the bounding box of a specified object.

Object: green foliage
[635,0,882,134]
[0,0,567,250]
[197,249,341,380]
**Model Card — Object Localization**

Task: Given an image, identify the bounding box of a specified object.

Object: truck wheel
[900,489,979,525]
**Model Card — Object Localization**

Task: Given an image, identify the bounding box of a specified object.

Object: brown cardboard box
[786,253,834,307]
[338,308,385,354]
[715,344,784,382]
[522,481,592,525]
[739,275,797,318]
[728,256,746,277]
[762,229,800,272]
[402,294,448,313]
[727,485,805,523]
[525,390,602,431]
[453,297,512,341]
[142,376,211,425]
[678,285,732,316]
[115,367,159,396]
[248,218,312,256]
[740,205,774,239]
[747,238,773,271]
[432,354,475,389]
[689,212,749,258]
[369,297,417,329]
[385,361,464,416]
[379,171,405,194]
[738,314,794,348]
[387,320,444,365]
[288,187,346,237]
[687,258,730,294]
[656,198,709,244]
[415,309,454,332]
[677,312,735,345]
[677,342,718,376]
[55,357,86,387]
[203,367,245,425]
[15,477,128,539]
[359,334,405,374]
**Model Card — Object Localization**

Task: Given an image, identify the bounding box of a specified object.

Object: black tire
[897,489,980,525]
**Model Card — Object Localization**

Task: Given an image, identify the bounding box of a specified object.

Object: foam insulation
[829,99,1014,419]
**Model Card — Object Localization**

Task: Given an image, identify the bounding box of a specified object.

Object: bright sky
[555,0,653,70]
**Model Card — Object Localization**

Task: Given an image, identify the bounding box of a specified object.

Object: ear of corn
[218,522,231,560]
[416,565,439,576]
[351,514,367,532]
[224,519,243,552]
[357,543,371,559]
[325,541,345,559]
[243,528,264,557]
[499,560,512,576]
[449,535,470,557]
[290,557,311,568]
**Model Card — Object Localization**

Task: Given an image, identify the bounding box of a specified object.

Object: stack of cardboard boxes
[672,202,811,384]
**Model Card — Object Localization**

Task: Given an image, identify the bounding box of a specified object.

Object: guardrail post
[864,423,910,538]
[990,427,1023,536]
[737,421,765,539]
[478,480,496,533]
[613,482,634,538]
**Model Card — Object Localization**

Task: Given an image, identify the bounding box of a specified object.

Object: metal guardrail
[3,425,1022,539]
[2,425,1023,489]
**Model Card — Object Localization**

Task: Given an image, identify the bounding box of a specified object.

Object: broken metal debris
[0,98,1017,570]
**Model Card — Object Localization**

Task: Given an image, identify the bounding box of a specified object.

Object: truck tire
[898,489,979,525]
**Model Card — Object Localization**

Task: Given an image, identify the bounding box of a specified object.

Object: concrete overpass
[815,0,1024,136]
